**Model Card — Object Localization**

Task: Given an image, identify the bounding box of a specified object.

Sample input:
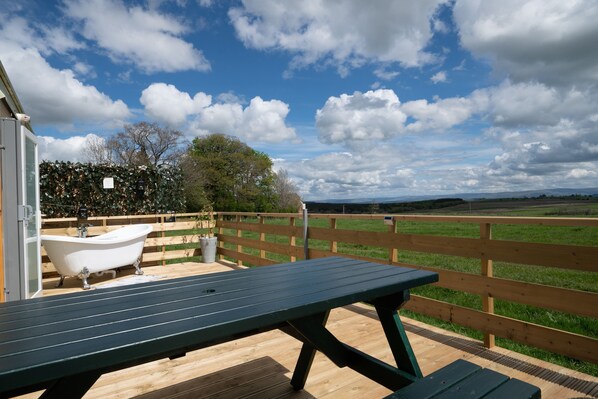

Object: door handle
[18,205,34,223]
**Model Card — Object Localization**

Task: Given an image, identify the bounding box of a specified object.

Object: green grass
[165,207,598,376]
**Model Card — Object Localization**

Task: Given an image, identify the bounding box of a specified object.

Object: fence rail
[40,211,598,366]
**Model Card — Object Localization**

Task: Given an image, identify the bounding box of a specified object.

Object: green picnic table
[0,257,438,398]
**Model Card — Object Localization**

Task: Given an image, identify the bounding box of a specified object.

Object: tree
[180,152,210,212]
[273,169,302,212]
[83,135,113,164]
[187,134,277,212]
[84,122,186,167]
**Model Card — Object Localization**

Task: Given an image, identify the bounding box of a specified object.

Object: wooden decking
[21,262,598,399]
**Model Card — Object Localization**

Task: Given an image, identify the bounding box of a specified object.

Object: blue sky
[1,0,597,200]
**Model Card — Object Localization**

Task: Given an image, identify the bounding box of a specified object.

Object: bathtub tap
[77,223,92,238]
[42,224,153,290]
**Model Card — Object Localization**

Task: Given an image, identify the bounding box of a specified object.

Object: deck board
[15,261,597,399]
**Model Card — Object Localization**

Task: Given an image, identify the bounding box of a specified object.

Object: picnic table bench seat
[385,359,541,399]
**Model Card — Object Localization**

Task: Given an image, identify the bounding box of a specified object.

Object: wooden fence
[214,212,598,366]
[41,212,598,366]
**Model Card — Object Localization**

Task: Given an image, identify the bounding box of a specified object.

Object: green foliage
[186,134,278,212]
[40,161,185,217]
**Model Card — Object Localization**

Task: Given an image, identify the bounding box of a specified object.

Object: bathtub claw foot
[134,258,144,275]
[55,276,65,288]
[80,267,92,290]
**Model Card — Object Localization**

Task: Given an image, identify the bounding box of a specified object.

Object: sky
[1,0,597,201]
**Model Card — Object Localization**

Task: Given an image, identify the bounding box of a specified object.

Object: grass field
[170,200,598,376]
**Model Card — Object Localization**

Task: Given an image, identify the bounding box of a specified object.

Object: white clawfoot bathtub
[42,224,153,290]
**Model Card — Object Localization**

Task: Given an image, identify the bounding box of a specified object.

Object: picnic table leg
[371,290,423,380]
[290,311,330,390]
[40,370,102,399]
[287,307,418,391]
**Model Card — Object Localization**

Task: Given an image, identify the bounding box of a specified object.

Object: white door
[20,126,42,298]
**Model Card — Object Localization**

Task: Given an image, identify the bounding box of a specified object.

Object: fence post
[160,215,166,266]
[236,215,243,266]
[290,216,296,262]
[481,222,495,348]
[388,218,398,264]
[259,215,266,260]
[217,213,224,260]
[330,218,337,253]
[302,204,309,260]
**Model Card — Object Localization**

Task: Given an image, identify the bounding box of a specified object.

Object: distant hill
[312,187,598,204]
[305,188,598,214]
[306,198,467,214]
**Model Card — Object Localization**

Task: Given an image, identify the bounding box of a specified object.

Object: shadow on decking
[345,304,598,397]
[131,357,315,399]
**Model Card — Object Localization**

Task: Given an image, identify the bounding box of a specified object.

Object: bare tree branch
[274,169,302,212]
[83,135,113,164]
[87,122,186,166]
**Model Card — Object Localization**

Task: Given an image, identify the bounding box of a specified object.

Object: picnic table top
[0,256,438,395]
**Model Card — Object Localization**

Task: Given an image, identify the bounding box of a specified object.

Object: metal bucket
[199,237,218,263]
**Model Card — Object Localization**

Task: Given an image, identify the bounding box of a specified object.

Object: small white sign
[383,216,394,225]
[103,177,114,189]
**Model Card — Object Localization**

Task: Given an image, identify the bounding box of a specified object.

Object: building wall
[0,99,12,117]
[0,170,3,302]
[0,101,6,301]
[0,61,27,302]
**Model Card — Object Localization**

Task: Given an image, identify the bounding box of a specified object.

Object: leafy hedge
[40,161,185,218]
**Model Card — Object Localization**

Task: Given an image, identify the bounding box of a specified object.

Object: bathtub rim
[41,224,153,245]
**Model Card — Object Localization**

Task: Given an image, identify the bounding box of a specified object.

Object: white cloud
[140,83,296,142]
[0,38,131,127]
[472,81,598,127]
[140,83,212,126]
[374,67,400,81]
[316,89,407,144]
[247,0,598,197]
[566,169,597,179]
[193,96,296,142]
[72,61,97,79]
[309,75,598,198]
[432,16,450,34]
[282,113,598,200]
[64,0,210,73]
[0,17,84,56]
[445,1,598,192]
[148,0,191,9]
[430,70,447,84]
[484,118,598,184]
[484,81,559,126]
[39,25,85,54]
[229,0,447,75]
[193,102,242,135]
[283,148,417,199]
[217,91,245,104]
[316,89,477,145]
[38,134,98,162]
[453,0,598,86]
[402,96,473,132]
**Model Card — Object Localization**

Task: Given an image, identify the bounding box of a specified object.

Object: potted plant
[198,203,217,263]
